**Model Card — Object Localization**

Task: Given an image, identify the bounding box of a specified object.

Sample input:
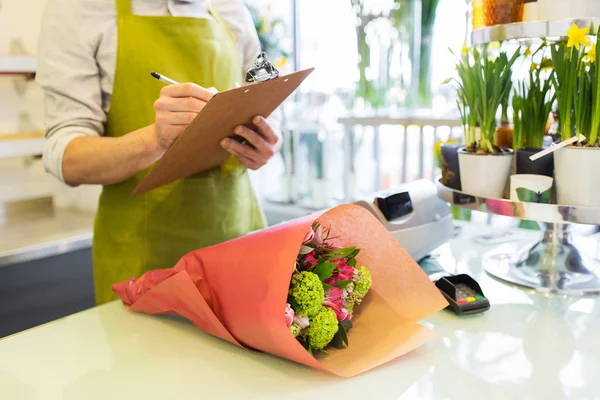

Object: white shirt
[36,0,261,182]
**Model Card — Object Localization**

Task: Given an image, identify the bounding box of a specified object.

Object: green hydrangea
[307,306,339,350]
[289,271,324,317]
[353,266,372,298]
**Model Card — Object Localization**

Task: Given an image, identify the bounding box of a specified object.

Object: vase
[538,0,600,20]
[484,0,524,26]
[554,146,600,207]
[458,148,514,199]
[440,144,462,190]
[515,148,554,177]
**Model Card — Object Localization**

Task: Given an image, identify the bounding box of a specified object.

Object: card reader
[435,274,490,315]
[419,256,490,315]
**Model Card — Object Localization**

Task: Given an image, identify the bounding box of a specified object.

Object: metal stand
[436,179,600,296]
[483,223,600,295]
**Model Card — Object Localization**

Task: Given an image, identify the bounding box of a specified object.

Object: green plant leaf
[329,331,344,349]
[335,280,353,289]
[338,322,349,347]
[347,257,357,267]
[325,247,360,260]
[340,320,353,331]
[322,283,334,290]
[313,261,337,281]
[299,245,313,255]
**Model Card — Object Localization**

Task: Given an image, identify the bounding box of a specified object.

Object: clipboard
[132,67,315,196]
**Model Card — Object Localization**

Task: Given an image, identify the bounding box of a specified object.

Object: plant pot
[554,146,600,207]
[515,148,554,177]
[440,144,462,190]
[494,122,513,149]
[538,0,600,20]
[458,148,514,199]
[510,174,553,203]
[484,0,524,26]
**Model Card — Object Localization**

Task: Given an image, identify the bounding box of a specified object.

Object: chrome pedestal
[437,180,600,295]
[482,223,600,295]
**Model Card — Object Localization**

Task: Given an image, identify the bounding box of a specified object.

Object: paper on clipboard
[132,68,314,196]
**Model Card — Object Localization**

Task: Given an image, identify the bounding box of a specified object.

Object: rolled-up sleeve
[36,0,106,182]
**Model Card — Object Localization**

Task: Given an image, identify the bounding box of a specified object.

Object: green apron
[93,0,266,305]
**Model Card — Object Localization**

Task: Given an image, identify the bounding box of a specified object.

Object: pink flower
[294,314,309,329]
[324,301,351,322]
[284,303,295,327]
[303,228,314,244]
[325,287,343,303]
[312,225,324,246]
[303,252,318,268]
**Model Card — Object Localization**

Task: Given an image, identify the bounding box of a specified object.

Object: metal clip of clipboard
[245,52,280,83]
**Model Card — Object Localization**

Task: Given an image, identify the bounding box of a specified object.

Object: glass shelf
[471,18,600,45]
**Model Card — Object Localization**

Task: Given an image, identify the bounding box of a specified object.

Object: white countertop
[1,223,599,399]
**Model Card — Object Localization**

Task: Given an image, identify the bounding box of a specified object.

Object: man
[36,0,279,304]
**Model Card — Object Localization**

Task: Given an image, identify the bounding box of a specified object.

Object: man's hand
[153,83,217,151]
[220,116,280,170]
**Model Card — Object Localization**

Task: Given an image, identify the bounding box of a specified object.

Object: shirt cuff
[43,127,96,184]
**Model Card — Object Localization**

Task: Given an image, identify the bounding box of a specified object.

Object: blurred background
[0,0,472,336]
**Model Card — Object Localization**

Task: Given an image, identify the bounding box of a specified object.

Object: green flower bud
[289,271,325,318]
[307,306,339,350]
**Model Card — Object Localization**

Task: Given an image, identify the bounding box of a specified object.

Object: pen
[150,72,180,85]
[152,71,243,88]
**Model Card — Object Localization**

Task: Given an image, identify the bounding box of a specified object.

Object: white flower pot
[538,0,600,20]
[554,146,600,207]
[458,149,514,199]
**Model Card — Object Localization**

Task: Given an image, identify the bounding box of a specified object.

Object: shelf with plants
[438,21,600,295]
[471,18,600,46]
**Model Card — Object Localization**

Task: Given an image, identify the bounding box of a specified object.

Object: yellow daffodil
[566,23,590,50]
[587,45,596,63]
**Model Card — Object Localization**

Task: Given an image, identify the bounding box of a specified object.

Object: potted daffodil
[512,52,556,177]
[554,24,600,207]
[449,45,521,199]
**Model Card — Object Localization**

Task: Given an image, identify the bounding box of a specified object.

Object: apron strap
[207,4,238,49]
[116,0,133,16]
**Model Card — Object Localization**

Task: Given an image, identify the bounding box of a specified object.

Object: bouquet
[287,222,372,353]
[113,205,447,377]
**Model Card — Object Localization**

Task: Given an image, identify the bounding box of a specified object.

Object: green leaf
[340,320,353,331]
[338,322,349,347]
[325,247,360,260]
[335,280,353,289]
[299,246,313,255]
[322,283,334,290]
[313,261,336,281]
[329,331,344,349]
[347,257,357,267]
